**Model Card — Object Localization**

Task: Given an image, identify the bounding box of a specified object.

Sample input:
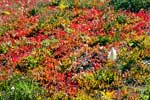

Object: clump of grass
[0,74,46,100]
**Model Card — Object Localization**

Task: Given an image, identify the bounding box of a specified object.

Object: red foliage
[133,21,147,35]
[136,10,150,21]
[30,33,48,42]
[14,29,28,38]
[68,86,77,95]
[54,29,67,38]
[0,1,149,98]
[7,45,33,65]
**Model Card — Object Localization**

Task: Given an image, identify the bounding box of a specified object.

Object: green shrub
[0,26,11,36]
[49,0,74,9]
[118,49,139,73]
[60,0,75,9]
[0,43,8,54]
[49,0,61,6]
[77,0,93,9]
[110,0,150,12]
[128,38,144,49]
[140,78,150,100]
[95,70,115,84]
[0,58,7,66]
[42,38,59,47]
[16,56,40,72]
[104,21,115,33]
[28,8,39,16]
[116,15,127,24]
[49,0,106,9]
[97,36,111,46]
[0,74,46,100]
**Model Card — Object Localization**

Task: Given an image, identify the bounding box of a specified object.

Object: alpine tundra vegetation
[0,0,150,99]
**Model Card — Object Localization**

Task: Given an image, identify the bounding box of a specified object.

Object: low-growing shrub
[0,74,46,100]
[139,78,150,100]
[104,21,115,33]
[110,0,150,12]
[28,8,39,16]
[49,0,75,9]
[95,69,115,84]
[0,26,11,36]
[0,43,8,54]
[16,56,41,72]
[97,36,111,46]
[116,15,127,24]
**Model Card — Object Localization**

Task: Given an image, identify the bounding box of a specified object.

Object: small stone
[107,47,117,61]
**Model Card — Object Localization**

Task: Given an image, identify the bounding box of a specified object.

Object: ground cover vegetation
[0,0,150,99]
